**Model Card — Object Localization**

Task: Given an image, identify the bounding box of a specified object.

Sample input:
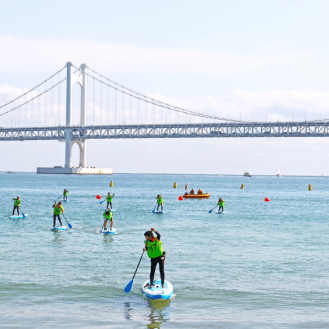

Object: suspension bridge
[1,62,328,174]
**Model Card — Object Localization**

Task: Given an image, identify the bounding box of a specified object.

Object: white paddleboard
[215,211,225,214]
[9,214,28,218]
[103,209,116,212]
[51,226,66,231]
[61,199,69,202]
[100,227,117,234]
[153,211,165,214]
[141,279,174,300]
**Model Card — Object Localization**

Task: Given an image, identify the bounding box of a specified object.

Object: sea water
[1,173,329,328]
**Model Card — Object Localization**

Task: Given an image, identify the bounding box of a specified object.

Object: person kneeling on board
[12,196,21,215]
[106,192,115,209]
[157,195,164,212]
[53,201,64,227]
[103,209,113,231]
[143,228,166,288]
[218,198,225,212]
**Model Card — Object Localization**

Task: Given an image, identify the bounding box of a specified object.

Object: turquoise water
[1,173,329,328]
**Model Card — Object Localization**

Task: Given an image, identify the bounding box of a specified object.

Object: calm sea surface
[1,173,329,328]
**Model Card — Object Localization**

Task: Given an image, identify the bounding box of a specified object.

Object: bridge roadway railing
[1,121,329,141]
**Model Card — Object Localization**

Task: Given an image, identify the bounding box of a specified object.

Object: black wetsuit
[53,204,63,227]
[53,214,63,227]
[146,232,165,286]
[12,205,20,215]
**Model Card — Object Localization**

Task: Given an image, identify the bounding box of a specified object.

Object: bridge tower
[65,62,86,169]
[37,62,112,175]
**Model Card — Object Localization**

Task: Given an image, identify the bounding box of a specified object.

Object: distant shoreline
[0,171,326,178]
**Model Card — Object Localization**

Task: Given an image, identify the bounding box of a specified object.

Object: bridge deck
[1,122,329,141]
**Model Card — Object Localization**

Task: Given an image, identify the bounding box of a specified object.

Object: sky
[1,0,329,175]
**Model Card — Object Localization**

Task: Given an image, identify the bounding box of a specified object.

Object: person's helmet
[17,196,20,198]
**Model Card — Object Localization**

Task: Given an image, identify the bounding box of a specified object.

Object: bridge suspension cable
[0,66,66,111]
[75,65,242,123]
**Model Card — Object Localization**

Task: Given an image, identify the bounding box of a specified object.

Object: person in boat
[106,192,115,209]
[198,189,203,195]
[157,194,164,212]
[143,228,166,288]
[12,196,21,215]
[53,201,64,227]
[190,189,195,195]
[218,198,225,212]
[103,209,113,231]
[63,189,69,200]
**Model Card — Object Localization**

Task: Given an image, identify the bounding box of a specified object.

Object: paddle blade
[124,280,133,293]
[208,210,213,213]
[68,223,72,229]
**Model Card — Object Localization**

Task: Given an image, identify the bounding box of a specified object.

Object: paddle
[62,214,72,229]
[19,207,26,218]
[100,199,106,204]
[152,202,157,213]
[124,250,144,293]
[209,205,219,213]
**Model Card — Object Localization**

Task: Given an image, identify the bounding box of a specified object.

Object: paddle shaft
[209,205,218,213]
[62,213,72,228]
[132,250,144,280]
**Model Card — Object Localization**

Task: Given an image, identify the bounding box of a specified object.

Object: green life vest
[64,191,68,196]
[145,238,164,258]
[157,197,163,204]
[54,205,64,215]
[106,195,113,202]
[218,201,225,207]
[103,212,113,220]
[14,199,21,206]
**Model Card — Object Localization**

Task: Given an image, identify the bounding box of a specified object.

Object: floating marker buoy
[240,184,244,189]
[308,184,312,190]
[110,181,113,187]
[173,182,177,188]
[96,195,101,199]
[178,196,183,201]
[185,183,188,190]
[264,198,270,202]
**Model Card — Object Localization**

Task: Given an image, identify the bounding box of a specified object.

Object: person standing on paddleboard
[103,209,113,231]
[53,201,64,227]
[143,228,166,288]
[12,196,21,215]
[63,189,69,200]
[218,198,225,212]
[106,192,115,209]
[156,195,164,212]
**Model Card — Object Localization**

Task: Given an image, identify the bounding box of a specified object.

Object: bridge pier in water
[37,62,112,175]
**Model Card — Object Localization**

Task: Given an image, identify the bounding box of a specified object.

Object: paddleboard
[103,209,116,212]
[51,226,66,231]
[141,279,174,300]
[9,214,28,218]
[153,211,165,214]
[61,200,69,202]
[215,211,225,214]
[100,227,117,234]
